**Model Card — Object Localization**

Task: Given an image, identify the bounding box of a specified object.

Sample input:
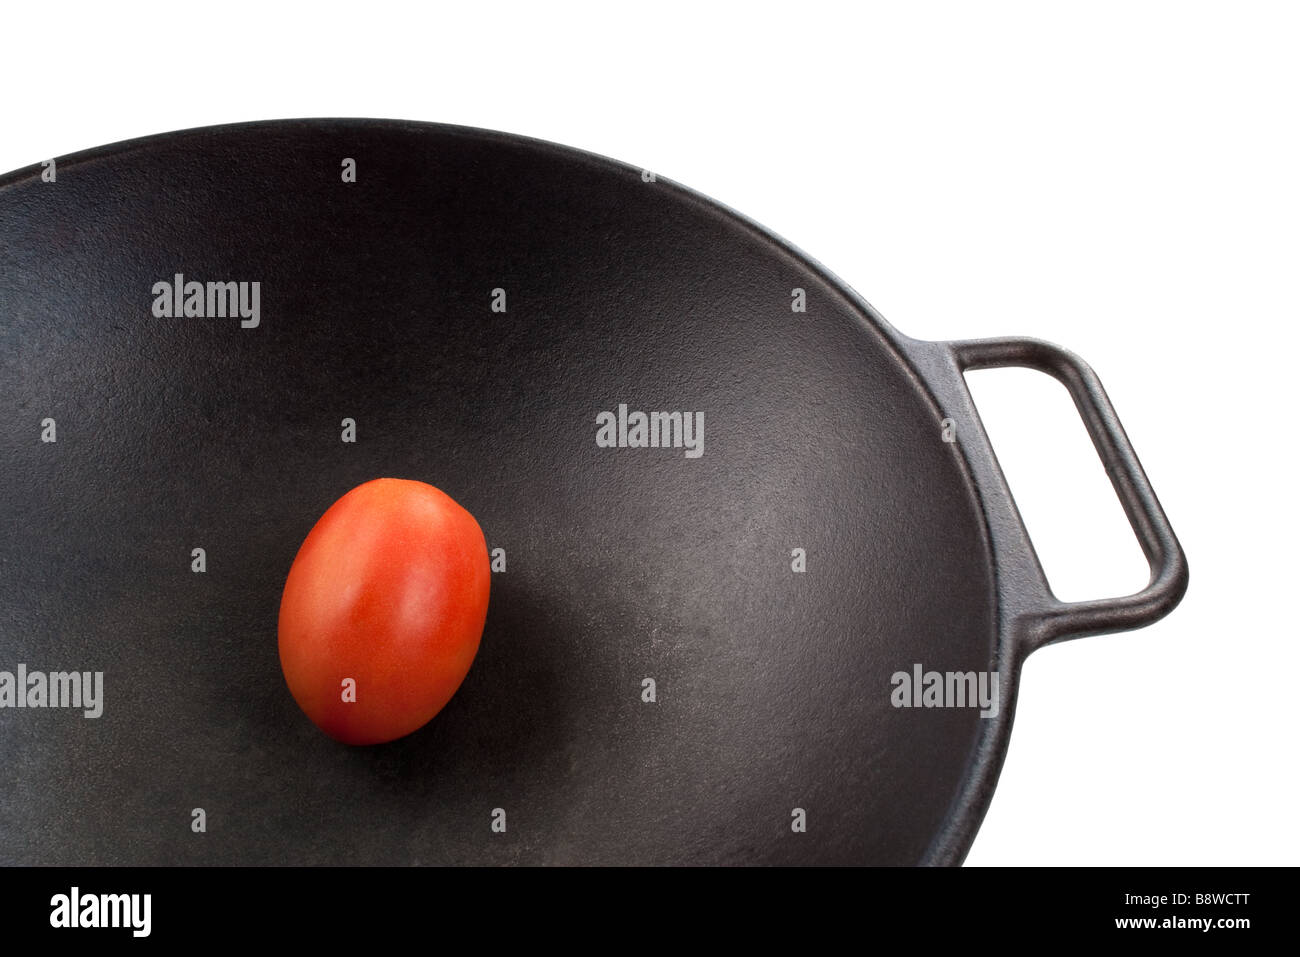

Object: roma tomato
[278,478,490,745]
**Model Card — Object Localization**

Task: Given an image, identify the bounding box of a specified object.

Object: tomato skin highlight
[277,478,491,745]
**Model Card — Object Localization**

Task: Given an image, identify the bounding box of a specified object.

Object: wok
[0,120,1188,865]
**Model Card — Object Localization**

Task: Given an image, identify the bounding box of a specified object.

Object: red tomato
[278,478,491,745]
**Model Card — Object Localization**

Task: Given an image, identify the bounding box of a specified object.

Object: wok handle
[948,336,1188,647]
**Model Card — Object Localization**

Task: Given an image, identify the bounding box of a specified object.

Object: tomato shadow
[325,573,580,842]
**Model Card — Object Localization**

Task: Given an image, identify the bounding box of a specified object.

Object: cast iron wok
[0,119,1187,865]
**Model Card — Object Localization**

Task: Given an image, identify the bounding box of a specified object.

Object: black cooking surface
[0,121,995,864]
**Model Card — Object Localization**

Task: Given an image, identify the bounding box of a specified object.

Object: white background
[2,1,1295,865]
